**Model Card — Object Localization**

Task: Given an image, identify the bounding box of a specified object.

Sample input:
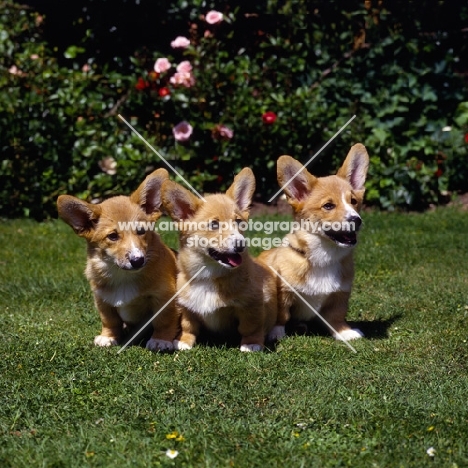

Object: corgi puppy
[57,168,179,352]
[259,144,369,341]
[161,168,278,352]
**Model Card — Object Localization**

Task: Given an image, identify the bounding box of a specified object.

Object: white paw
[94,335,118,347]
[240,344,263,352]
[146,338,174,352]
[173,340,193,351]
[267,325,286,342]
[334,328,364,341]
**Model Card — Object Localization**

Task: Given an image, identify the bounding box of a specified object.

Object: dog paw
[173,340,193,351]
[146,338,174,352]
[240,344,263,352]
[94,335,118,347]
[334,328,364,341]
[267,325,286,342]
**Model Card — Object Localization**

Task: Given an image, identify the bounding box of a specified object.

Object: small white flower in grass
[165,449,179,459]
[426,447,436,457]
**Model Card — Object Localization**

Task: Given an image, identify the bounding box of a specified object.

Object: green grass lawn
[1,208,467,467]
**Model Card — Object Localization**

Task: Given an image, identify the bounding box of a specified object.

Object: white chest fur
[95,282,139,308]
[178,281,234,332]
[293,293,326,320]
[299,263,344,296]
[292,259,351,321]
[179,282,227,315]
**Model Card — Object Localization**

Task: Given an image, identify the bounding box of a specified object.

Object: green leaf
[64,46,85,59]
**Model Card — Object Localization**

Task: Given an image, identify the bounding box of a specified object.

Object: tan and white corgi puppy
[259,144,369,341]
[57,168,179,352]
[161,168,278,352]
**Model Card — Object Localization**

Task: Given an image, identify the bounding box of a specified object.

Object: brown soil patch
[250,196,292,217]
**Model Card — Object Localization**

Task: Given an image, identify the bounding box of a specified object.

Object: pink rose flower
[169,71,195,88]
[173,121,193,142]
[8,65,22,75]
[212,124,234,140]
[170,36,190,49]
[176,61,192,73]
[98,156,117,175]
[205,10,223,24]
[154,57,171,73]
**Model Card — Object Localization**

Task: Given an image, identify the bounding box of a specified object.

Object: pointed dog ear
[336,144,369,191]
[277,155,317,202]
[161,180,203,221]
[226,167,255,216]
[57,195,101,237]
[130,168,169,217]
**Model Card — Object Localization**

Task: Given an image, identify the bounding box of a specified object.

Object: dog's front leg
[173,306,201,350]
[320,291,363,341]
[238,307,266,352]
[267,285,294,342]
[93,295,123,346]
[146,295,180,352]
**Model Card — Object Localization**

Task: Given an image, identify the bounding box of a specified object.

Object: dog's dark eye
[136,227,146,235]
[350,198,358,205]
[235,218,243,225]
[322,203,335,211]
[210,220,219,230]
[107,232,119,241]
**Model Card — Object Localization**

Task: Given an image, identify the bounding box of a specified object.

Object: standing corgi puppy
[161,168,277,352]
[259,144,369,341]
[57,168,179,352]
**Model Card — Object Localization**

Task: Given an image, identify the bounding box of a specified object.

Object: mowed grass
[1,208,467,467]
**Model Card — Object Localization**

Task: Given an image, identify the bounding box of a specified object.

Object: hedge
[1,0,467,219]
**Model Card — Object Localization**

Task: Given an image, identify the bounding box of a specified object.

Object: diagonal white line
[268,115,356,202]
[269,266,357,353]
[117,266,206,353]
[117,114,206,202]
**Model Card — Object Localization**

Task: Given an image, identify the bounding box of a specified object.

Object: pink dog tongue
[226,253,242,267]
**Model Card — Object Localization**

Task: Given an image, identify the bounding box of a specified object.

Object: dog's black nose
[234,239,246,253]
[130,255,145,269]
[347,216,362,230]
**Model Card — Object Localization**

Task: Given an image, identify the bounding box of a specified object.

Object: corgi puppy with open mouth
[57,168,179,352]
[161,168,278,352]
[259,144,369,341]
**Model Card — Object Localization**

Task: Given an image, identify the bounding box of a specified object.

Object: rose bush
[1,0,467,218]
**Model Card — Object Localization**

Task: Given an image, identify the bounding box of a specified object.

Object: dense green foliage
[1,209,468,466]
[1,0,467,218]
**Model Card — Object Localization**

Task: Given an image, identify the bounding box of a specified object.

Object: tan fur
[57,169,179,351]
[259,144,369,340]
[162,168,277,352]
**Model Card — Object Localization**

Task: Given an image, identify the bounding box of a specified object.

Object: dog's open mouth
[325,230,357,246]
[208,248,243,268]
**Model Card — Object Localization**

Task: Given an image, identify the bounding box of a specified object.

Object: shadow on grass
[285,314,402,340]
[349,316,401,339]
[117,315,401,353]
[119,324,250,351]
